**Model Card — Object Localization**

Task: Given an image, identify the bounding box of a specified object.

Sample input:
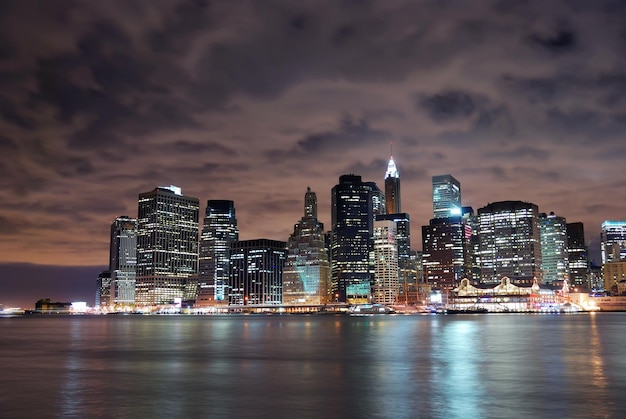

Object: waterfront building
[539,212,569,285]
[95,270,111,307]
[197,200,239,306]
[372,219,399,304]
[229,239,287,306]
[331,174,375,303]
[566,222,590,288]
[600,220,626,264]
[432,174,461,219]
[384,154,401,214]
[604,261,626,292]
[283,188,331,305]
[109,216,137,307]
[422,216,471,290]
[477,201,542,284]
[135,185,199,306]
[377,213,413,300]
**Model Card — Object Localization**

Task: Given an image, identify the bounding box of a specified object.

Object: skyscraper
[478,201,542,284]
[135,185,199,306]
[384,155,401,214]
[600,220,626,264]
[539,212,569,285]
[377,213,413,299]
[422,216,471,289]
[283,188,331,305]
[109,215,137,307]
[432,174,461,219]
[331,174,375,303]
[372,219,399,304]
[566,222,590,288]
[229,239,287,306]
[197,200,239,306]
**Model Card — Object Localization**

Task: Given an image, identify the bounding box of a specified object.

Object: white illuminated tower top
[384,144,401,214]
[385,156,399,179]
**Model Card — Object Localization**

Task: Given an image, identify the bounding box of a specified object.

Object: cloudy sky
[1,0,625,307]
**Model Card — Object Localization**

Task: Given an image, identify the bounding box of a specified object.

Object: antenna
[390,141,393,157]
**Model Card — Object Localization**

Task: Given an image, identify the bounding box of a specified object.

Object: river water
[1,313,624,418]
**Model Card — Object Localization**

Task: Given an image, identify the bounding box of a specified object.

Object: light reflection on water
[1,314,626,418]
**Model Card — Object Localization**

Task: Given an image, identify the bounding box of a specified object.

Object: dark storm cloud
[170,140,237,155]
[529,28,577,54]
[484,146,551,161]
[416,90,477,122]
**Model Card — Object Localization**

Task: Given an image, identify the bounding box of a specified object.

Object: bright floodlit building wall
[478,201,542,284]
[372,219,399,304]
[283,188,331,305]
[197,200,239,306]
[432,174,461,219]
[135,186,199,306]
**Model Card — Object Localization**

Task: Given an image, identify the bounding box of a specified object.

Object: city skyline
[2,1,626,307]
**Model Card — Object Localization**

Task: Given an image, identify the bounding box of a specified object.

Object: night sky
[1,1,625,308]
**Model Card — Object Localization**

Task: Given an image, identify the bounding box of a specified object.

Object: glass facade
[539,212,569,285]
[422,216,470,289]
[566,222,590,288]
[229,239,287,306]
[135,186,199,306]
[432,174,461,219]
[109,216,137,307]
[600,220,626,264]
[197,200,238,306]
[478,201,542,284]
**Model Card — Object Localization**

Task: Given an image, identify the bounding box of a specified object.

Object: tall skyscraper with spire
[283,188,331,305]
[384,152,401,214]
[197,200,239,306]
[135,185,199,306]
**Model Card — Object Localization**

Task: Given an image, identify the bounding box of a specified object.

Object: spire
[385,155,399,179]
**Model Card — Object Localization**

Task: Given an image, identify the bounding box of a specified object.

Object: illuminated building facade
[539,212,569,285]
[96,270,111,307]
[376,213,413,298]
[197,200,239,306]
[384,155,401,214]
[229,239,287,306]
[372,220,399,304]
[331,174,375,303]
[365,181,386,216]
[109,216,137,307]
[283,188,331,305]
[601,220,626,264]
[566,222,590,288]
[135,185,199,306]
[422,216,471,289]
[432,174,461,219]
[478,201,542,284]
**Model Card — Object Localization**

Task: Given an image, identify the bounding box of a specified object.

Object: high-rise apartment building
[283,188,331,305]
[539,212,569,285]
[229,239,287,306]
[376,213,413,297]
[135,185,199,306]
[600,221,626,264]
[432,174,461,219]
[478,201,542,284]
[422,216,471,289]
[372,219,399,304]
[384,155,401,214]
[197,200,239,306]
[331,174,375,303]
[109,216,137,307]
[566,222,590,288]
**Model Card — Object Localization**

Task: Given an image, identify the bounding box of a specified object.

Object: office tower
[600,221,626,264]
[229,239,287,306]
[197,200,239,306]
[478,201,542,284]
[135,185,199,306]
[539,212,569,285]
[376,213,413,299]
[331,174,375,303]
[283,188,331,305]
[462,207,481,282]
[422,216,471,289]
[96,270,111,307]
[384,155,401,214]
[372,220,399,304]
[365,181,386,216]
[566,222,590,288]
[109,216,137,307]
[432,174,461,219]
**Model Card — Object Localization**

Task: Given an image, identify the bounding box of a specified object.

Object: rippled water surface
[1,313,625,418]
